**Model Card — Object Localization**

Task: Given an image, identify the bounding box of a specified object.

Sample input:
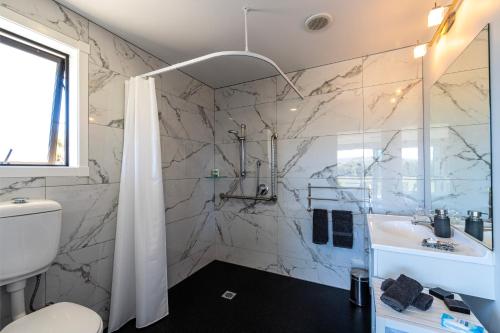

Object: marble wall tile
[215,211,278,254]
[277,216,366,267]
[278,134,365,179]
[216,244,279,274]
[364,129,424,179]
[46,240,114,307]
[89,125,124,184]
[277,89,363,139]
[363,79,423,132]
[162,137,213,180]
[431,68,490,127]
[277,178,366,218]
[166,213,214,267]
[276,58,363,101]
[45,176,90,187]
[168,245,214,288]
[430,125,491,180]
[214,177,277,216]
[90,298,110,327]
[0,0,89,42]
[215,140,271,178]
[0,177,45,191]
[366,177,424,215]
[447,29,489,74]
[215,77,276,111]
[89,22,164,78]
[157,92,214,142]
[431,179,491,215]
[215,103,276,143]
[164,178,214,223]
[363,47,422,87]
[46,183,119,254]
[0,183,45,201]
[158,70,214,110]
[89,64,127,129]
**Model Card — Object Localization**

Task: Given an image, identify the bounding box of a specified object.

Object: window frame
[0,7,89,177]
[0,27,70,167]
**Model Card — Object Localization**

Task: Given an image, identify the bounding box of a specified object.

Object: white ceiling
[57,0,437,88]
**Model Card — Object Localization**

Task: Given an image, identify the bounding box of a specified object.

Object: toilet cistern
[0,199,62,320]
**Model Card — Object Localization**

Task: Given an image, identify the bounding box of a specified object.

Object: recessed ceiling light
[290,108,298,112]
[304,13,333,32]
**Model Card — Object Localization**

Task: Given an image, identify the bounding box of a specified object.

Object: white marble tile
[0,0,89,42]
[89,22,164,77]
[365,177,424,215]
[277,177,367,218]
[162,137,213,180]
[363,79,423,132]
[157,92,214,142]
[215,140,271,178]
[277,89,363,139]
[216,244,279,274]
[46,241,114,307]
[89,125,124,184]
[214,177,277,216]
[278,134,365,179]
[164,178,214,223]
[166,213,214,267]
[215,103,276,143]
[277,216,366,267]
[215,77,276,111]
[168,245,214,288]
[158,70,214,110]
[430,125,491,180]
[430,68,490,127]
[431,179,491,216]
[364,129,424,179]
[215,211,278,254]
[277,58,363,101]
[447,28,489,74]
[89,64,127,129]
[46,176,90,187]
[90,298,110,327]
[363,47,422,86]
[46,183,119,253]
[0,177,45,201]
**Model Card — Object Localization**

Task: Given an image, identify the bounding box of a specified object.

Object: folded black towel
[312,209,328,244]
[332,210,353,248]
[380,275,424,312]
[381,278,433,311]
[412,293,434,311]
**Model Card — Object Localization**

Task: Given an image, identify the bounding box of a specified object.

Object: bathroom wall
[0,0,214,327]
[214,46,423,289]
[423,0,500,330]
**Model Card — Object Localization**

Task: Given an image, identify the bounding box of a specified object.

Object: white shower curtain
[108,77,168,332]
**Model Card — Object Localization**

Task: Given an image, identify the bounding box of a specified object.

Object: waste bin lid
[351,268,369,281]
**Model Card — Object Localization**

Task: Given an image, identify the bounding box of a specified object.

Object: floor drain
[221,291,237,300]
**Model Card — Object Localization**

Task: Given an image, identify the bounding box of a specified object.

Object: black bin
[349,268,369,307]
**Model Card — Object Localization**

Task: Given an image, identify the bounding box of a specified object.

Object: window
[0,8,89,177]
[0,29,69,166]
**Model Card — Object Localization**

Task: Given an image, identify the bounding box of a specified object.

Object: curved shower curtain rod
[138,8,304,99]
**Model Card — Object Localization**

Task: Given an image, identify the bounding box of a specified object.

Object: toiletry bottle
[434,209,451,238]
[465,211,484,241]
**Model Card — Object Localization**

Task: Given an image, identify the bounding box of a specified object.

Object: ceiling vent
[304,13,333,32]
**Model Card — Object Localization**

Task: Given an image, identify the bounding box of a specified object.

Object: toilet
[0,199,103,332]
[1,302,103,333]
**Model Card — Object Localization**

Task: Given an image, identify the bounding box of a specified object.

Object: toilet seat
[2,302,103,333]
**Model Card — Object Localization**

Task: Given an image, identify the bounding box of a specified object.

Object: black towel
[380,278,433,311]
[380,275,423,312]
[312,209,328,244]
[332,210,353,248]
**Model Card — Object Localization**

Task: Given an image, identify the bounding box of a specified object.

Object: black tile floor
[114,261,371,333]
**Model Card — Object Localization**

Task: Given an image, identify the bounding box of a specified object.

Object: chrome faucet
[411,213,434,231]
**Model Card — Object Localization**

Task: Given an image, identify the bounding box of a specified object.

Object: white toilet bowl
[1,302,103,333]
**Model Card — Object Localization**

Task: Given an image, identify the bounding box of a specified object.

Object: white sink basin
[367,214,495,299]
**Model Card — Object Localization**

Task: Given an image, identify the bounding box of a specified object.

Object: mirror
[429,25,492,249]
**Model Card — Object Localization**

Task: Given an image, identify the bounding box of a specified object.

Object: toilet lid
[2,302,103,333]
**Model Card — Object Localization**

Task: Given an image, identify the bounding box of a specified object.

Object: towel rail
[307,183,373,213]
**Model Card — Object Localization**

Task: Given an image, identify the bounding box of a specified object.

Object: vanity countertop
[373,278,487,333]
